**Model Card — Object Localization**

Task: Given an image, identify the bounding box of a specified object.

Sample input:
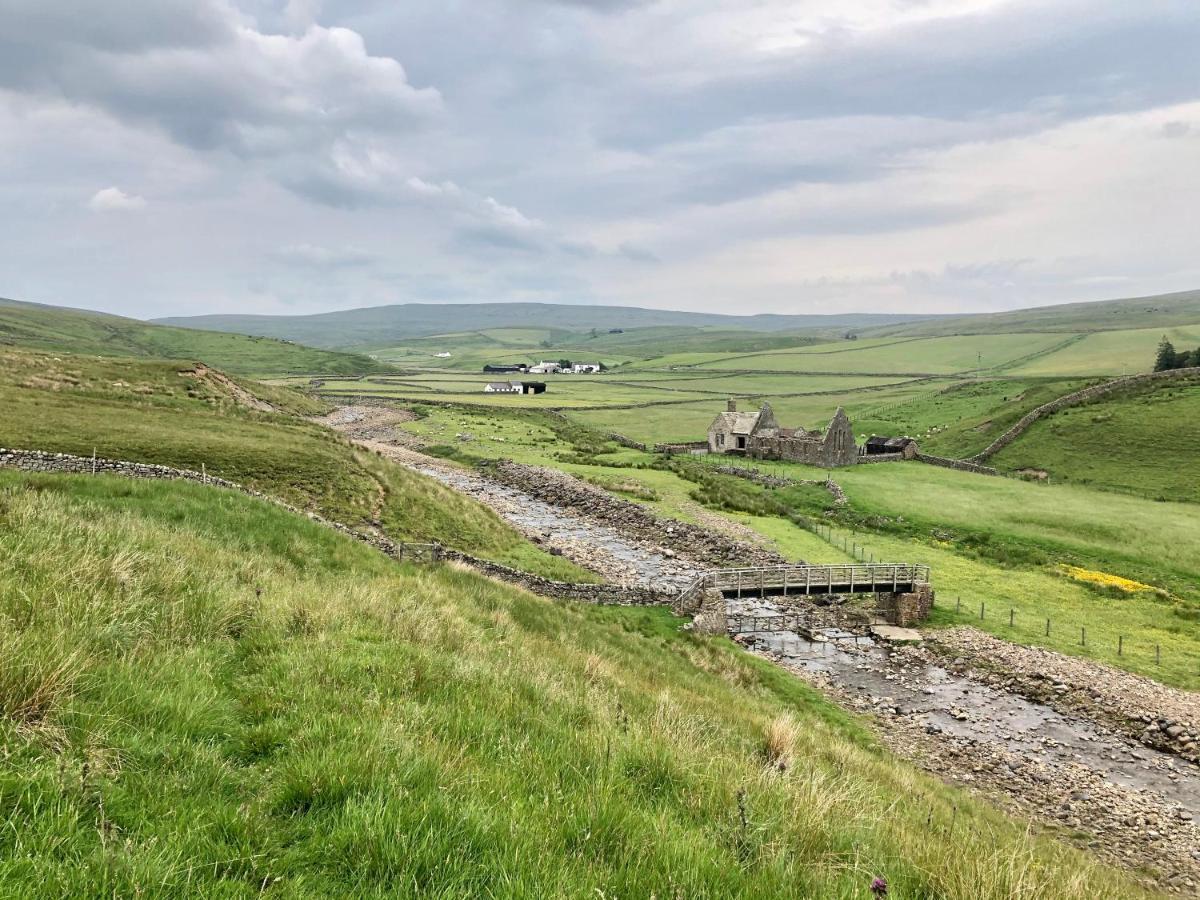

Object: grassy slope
[1009,324,1200,376]
[869,289,1200,336]
[0,348,587,580]
[152,301,936,349]
[399,403,1200,687]
[0,472,1150,898]
[990,379,1200,502]
[0,297,392,376]
[854,378,1091,459]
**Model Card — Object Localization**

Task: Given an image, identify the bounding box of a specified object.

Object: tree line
[1154,337,1200,371]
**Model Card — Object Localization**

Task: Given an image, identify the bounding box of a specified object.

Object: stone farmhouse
[706,400,858,468]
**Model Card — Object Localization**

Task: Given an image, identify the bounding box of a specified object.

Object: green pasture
[681,333,1078,375]
[1009,324,1200,376]
[990,379,1200,502]
[853,378,1089,458]
[0,297,390,377]
[693,456,1200,603]
[0,349,588,580]
[0,473,1146,898]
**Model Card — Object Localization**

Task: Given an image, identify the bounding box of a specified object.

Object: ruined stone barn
[706,400,858,468]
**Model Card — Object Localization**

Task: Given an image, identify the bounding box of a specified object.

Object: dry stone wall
[968,366,1200,463]
[481,459,788,568]
[914,453,999,476]
[0,447,672,607]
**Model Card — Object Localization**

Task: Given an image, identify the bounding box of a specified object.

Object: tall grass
[0,472,1155,898]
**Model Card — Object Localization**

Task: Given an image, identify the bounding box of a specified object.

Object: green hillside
[0,348,584,580]
[870,289,1200,337]
[0,471,1150,898]
[990,377,1200,502]
[154,301,940,349]
[0,297,393,376]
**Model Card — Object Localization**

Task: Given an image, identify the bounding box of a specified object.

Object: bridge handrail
[676,563,930,606]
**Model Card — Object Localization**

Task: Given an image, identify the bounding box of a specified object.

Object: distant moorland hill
[0,297,393,376]
[154,290,1200,352]
[154,302,942,349]
[869,289,1200,336]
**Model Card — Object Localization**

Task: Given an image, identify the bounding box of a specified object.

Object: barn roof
[709,410,763,435]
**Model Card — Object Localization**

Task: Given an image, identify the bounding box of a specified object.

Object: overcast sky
[1,0,1198,320]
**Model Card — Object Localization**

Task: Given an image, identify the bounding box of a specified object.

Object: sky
[1,0,1198,320]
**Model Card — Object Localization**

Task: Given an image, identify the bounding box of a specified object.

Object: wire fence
[796,517,1196,678]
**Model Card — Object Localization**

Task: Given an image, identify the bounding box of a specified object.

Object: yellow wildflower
[1059,565,1153,594]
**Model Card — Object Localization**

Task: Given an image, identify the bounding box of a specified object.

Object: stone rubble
[747,633,1200,895]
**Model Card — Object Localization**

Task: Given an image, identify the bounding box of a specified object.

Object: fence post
[956,596,961,613]
[1118,635,1123,656]
[1045,618,1050,636]
[1009,609,1014,628]
[979,601,985,620]
[91,447,97,476]
[1156,644,1161,666]
[1081,626,1086,647]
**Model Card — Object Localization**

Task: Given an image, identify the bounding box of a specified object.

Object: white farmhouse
[571,362,601,374]
[528,361,561,374]
[484,381,523,393]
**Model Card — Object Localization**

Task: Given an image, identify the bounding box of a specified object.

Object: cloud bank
[0,0,1197,318]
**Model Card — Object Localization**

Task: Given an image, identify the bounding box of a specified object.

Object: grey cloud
[0,0,442,160]
[617,242,659,263]
[597,4,1200,151]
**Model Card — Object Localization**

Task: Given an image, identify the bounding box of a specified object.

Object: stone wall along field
[0,448,672,607]
[481,458,788,568]
[968,366,1200,463]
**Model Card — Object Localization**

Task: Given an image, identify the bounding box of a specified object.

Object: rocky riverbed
[320,406,707,589]
[740,615,1200,894]
[319,405,1200,892]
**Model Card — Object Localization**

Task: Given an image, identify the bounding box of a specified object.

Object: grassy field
[852,378,1090,459]
[1008,325,1200,377]
[396,401,1200,689]
[0,471,1155,898]
[869,288,1200,336]
[677,334,1079,375]
[990,379,1200,502]
[0,349,587,580]
[0,297,392,376]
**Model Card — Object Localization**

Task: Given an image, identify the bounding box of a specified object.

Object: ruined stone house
[706,400,858,468]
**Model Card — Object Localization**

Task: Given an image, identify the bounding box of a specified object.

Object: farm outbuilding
[483,381,547,395]
[865,436,920,458]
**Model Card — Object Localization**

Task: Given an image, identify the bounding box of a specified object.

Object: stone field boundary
[0,447,672,607]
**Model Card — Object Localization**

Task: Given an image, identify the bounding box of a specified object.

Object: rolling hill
[0,346,1152,898]
[154,302,943,349]
[869,289,1200,336]
[0,297,393,376]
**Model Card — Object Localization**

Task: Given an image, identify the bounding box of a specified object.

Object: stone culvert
[968,366,1200,463]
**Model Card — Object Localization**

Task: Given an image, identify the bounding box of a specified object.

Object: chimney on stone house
[727,398,737,412]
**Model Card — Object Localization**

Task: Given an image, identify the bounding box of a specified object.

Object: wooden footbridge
[676,563,931,608]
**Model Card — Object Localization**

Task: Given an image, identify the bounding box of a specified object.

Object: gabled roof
[486,381,515,390]
[709,410,762,435]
